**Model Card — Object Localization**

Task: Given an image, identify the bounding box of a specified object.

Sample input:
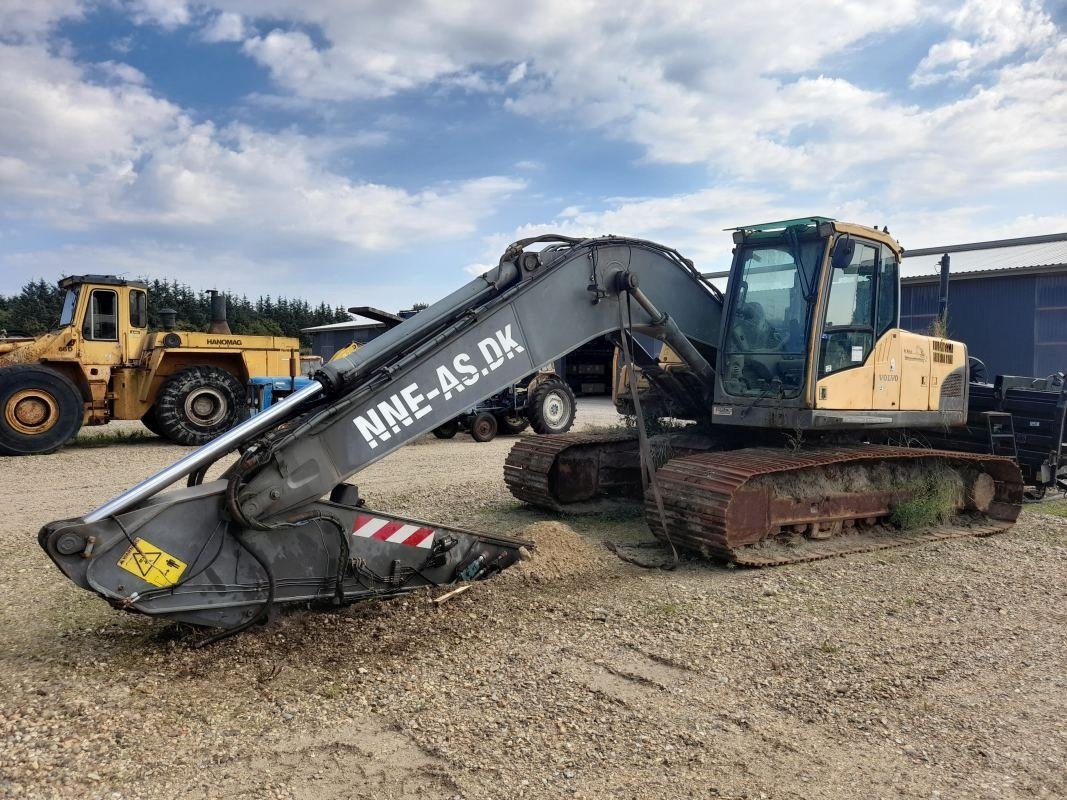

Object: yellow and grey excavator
[40,218,1023,634]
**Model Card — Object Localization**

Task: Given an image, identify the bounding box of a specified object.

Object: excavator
[39,218,1023,634]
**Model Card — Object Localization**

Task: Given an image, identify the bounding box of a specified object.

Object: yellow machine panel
[816,329,966,413]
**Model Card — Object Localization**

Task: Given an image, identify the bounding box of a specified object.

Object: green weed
[888,465,962,530]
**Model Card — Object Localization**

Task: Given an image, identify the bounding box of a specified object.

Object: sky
[1,0,1064,312]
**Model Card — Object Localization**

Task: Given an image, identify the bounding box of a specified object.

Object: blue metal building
[901,232,1067,378]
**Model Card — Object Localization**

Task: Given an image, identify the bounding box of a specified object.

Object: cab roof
[58,275,149,290]
[728,217,902,256]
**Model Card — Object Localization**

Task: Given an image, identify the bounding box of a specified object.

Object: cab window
[820,242,877,376]
[129,289,148,328]
[83,289,119,341]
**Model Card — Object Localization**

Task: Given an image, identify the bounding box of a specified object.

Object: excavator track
[504,431,642,512]
[646,446,1024,567]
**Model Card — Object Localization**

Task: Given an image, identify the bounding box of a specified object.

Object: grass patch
[579,422,631,436]
[889,466,962,530]
[69,430,157,448]
[652,601,684,617]
[1033,499,1067,518]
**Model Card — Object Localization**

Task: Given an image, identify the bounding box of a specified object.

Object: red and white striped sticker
[351,514,435,549]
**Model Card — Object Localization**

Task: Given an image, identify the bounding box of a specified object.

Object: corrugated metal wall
[901,273,1067,378]
[1035,275,1067,376]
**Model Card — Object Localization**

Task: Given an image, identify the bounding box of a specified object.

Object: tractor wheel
[470,412,499,442]
[497,413,529,435]
[526,378,577,435]
[154,366,248,446]
[141,406,166,437]
[432,421,459,439]
[0,365,84,455]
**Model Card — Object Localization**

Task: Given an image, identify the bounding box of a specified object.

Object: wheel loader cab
[714,218,968,430]
[58,276,151,368]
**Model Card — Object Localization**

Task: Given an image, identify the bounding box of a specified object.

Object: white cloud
[241,25,458,101]
[201,11,246,43]
[911,0,1057,85]
[0,0,83,39]
[506,61,527,85]
[0,39,525,259]
[94,60,149,84]
[127,0,192,29]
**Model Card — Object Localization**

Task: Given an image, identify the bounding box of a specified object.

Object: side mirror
[831,234,855,269]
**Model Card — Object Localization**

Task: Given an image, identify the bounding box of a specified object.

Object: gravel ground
[1,399,1065,799]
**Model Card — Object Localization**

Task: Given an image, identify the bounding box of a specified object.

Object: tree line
[0,277,353,347]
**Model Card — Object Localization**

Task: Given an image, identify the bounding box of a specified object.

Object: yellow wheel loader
[0,275,300,455]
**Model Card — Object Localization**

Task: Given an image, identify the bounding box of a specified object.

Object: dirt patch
[503,521,608,582]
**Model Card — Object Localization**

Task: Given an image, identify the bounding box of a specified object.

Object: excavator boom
[39,236,721,630]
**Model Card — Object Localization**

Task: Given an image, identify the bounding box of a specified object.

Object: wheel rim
[473,417,494,438]
[542,390,570,430]
[184,387,228,427]
[5,388,60,435]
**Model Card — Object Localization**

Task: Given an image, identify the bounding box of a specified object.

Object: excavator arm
[39,236,722,631]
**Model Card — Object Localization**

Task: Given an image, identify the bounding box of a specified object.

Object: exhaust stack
[208,290,231,334]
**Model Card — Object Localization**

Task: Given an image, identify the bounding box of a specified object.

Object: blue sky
[1,0,1064,312]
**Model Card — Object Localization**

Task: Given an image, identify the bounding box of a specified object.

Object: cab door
[814,240,878,409]
[78,288,123,368]
[871,247,903,410]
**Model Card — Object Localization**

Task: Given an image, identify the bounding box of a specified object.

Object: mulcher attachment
[647,446,1024,566]
[40,490,530,630]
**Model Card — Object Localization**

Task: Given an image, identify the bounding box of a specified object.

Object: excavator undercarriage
[504,434,1023,566]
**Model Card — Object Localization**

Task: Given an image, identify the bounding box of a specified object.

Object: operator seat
[732,302,781,351]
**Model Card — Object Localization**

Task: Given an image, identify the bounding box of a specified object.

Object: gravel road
[1,401,1065,799]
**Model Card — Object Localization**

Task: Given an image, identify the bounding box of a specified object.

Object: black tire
[526,379,577,435]
[0,365,84,455]
[154,366,249,446]
[141,406,166,437]
[432,421,459,439]
[497,413,529,435]
[470,411,499,442]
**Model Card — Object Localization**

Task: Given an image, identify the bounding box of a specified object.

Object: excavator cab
[719,219,826,400]
[712,217,967,431]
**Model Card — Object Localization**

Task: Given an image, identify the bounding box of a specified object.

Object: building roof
[901,232,1067,278]
[301,319,385,333]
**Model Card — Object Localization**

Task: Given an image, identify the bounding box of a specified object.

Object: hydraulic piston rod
[82,381,324,523]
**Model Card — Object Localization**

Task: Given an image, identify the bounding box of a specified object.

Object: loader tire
[141,406,166,437]
[0,365,84,455]
[155,366,248,446]
[526,378,576,435]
